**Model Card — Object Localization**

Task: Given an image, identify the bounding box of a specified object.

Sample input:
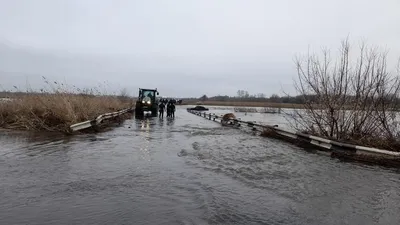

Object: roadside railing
[69,108,133,132]
[187,110,400,159]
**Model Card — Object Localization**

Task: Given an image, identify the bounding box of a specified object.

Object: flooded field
[1,106,400,225]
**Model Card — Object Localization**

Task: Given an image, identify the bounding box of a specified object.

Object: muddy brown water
[1,106,400,225]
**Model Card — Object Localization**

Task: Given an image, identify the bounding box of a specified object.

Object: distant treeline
[181,93,400,105]
[184,94,309,104]
[0,91,36,98]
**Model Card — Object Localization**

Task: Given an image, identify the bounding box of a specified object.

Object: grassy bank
[181,100,305,109]
[0,93,133,133]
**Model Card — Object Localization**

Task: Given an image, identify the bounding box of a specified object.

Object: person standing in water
[171,102,176,118]
[166,101,170,118]
[159,101,166,118]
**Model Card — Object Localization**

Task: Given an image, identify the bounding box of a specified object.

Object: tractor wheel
[151,108,158,117]
[135,108,143,118]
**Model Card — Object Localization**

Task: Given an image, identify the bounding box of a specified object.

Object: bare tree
[118,88,132,103]
[288,38,400,150]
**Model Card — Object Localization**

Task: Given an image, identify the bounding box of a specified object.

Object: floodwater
[1,106,400,225]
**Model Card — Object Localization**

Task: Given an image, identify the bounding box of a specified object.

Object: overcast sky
[1,0,399,97]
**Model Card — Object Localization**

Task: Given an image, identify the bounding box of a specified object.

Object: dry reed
[0,78,133,133]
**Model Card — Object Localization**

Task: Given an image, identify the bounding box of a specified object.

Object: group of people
[158,99,176,118]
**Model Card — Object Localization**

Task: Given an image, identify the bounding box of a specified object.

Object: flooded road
[1,106,400,225]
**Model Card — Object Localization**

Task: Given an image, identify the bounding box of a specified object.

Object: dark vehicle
[135,88,160,117]
[186,105,209,111]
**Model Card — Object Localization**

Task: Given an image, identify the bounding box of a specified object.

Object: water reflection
[138,118,151,161]
[166,117,175,126]
[140,118,151,130]
[158,117,164,127]
[0,130,67,144]
[0,130,77,158]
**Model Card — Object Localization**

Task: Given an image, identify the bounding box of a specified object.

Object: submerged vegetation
[0,77,133,133]
[286,38,400,151]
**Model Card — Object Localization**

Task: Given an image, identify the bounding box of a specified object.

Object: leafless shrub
[287,38,400,151]
[117,88,133,103]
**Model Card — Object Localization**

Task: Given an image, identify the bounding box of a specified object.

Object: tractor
[135,88,160,117]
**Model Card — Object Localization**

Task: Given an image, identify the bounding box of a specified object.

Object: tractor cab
[139,89,158,103]
[135,88,160,117]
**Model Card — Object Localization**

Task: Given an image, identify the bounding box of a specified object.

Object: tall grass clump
[284,38,400,151]
[0,77,134,133]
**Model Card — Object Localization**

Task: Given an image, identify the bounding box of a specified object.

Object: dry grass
[182,100,305,109]
[0,78,134,133]
[0,93,133,133]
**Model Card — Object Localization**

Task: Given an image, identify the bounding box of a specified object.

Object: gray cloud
[1,0,399,97]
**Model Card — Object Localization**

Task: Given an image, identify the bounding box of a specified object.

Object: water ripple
[1,107,400,225]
